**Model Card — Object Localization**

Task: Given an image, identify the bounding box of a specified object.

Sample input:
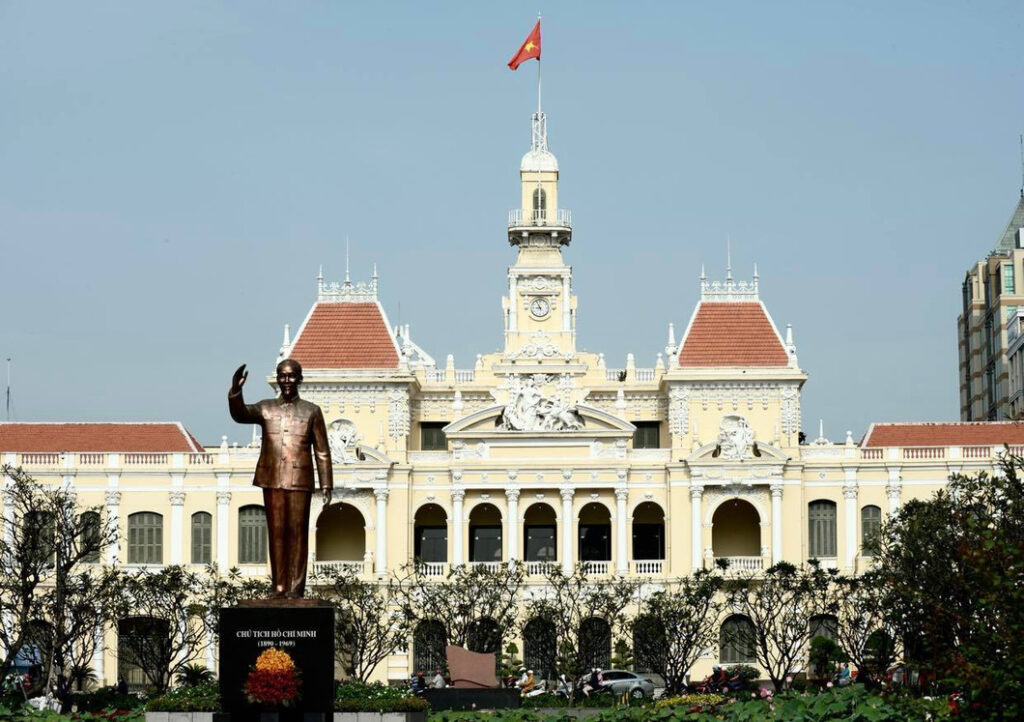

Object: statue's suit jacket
[228,391,333,492]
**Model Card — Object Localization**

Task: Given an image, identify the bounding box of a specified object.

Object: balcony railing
[508,208,572,228]
[417,561,447,577]
[423,368,476,384]
[581,560,610,575]
[716,556,763,573]
[468,561,503,572]
[313,560,366,576]
[631,559,664,575]
[525,561,557,576]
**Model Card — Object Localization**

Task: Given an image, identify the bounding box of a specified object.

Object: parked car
[597,669,656,699]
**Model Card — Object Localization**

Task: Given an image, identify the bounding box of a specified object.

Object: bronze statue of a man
[229,359,333,598]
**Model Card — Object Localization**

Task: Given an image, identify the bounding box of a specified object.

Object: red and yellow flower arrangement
[244,648,302,707]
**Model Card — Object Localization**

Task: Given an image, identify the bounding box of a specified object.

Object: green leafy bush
[335,695,428,712]
[67,685,143,712]
[336,680,412,700]
[145,682,220,712]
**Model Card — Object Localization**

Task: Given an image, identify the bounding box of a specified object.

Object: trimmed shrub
[145,682,220,712]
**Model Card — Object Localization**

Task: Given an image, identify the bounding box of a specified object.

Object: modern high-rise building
[958,195,1024,420]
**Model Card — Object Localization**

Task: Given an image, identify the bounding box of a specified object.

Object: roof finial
[372,262,378,279]
[700,264,706,282]
[1019,133,1023,198]
[726,236,732,281]
[753,262,759,280]
[345,237,351,283]
[283,323,290,347]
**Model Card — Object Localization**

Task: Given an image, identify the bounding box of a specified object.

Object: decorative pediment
[444,404,635,438]
[685,439,789,464]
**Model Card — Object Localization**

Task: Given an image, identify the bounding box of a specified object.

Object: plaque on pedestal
[218,601,334,720]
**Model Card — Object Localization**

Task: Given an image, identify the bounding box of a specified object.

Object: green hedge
[145,682,220,712]
[336,696,429,712]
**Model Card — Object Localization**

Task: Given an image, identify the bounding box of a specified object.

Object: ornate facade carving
[500,375,583,431]
[328,418,361,463]
[451,440,488,460]
[781,386,800,435]
[668,385,690,435]
[717,415,755,460]
[388,388,410,439]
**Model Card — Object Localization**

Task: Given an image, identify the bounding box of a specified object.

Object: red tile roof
[289,302,399,369]
[863,422,1024,447]
[0,423,204,452]
[678,302,789,367]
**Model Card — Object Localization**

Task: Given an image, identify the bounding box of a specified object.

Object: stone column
[562,274,571,331]
[505,486,521,562]
[105,490,121,566]
[374,487,389,576]
[451,486,466,566]
[169,490,186,565]
[843,470,858,571]
[886,468,902,516]
[690,484,704,571]
[614,485,629,574]
[216,490,231,569]
[770,481,784,565]
[508,274,518,332]
[560,486,575,574]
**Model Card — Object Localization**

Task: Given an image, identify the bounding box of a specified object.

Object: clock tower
[502,109,577,359]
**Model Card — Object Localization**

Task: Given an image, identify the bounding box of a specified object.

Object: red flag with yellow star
[508,21,541,70]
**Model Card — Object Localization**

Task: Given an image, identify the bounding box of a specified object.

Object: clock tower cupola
[503,109,576,357]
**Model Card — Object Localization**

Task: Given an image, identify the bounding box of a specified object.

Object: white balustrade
[860,448,884,460]
[508,208,572,228]
[582,560,610,575]
[453,369,475,383]
[20,453,60,465]
[468,561,503,572]
[123,453,168,465]
[78,453,105,465]
[525,561,556,576]
[313,560,365,576]
[631,560,664,575]
[417,562,447,577]
[605,369,625,381]
[424,368,446,383]
[717,556,763,573]
[902,447,945,460]
[635,368,656,382]
[189,453,213,464]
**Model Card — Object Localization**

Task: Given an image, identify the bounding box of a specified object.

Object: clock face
[530,297,550,318]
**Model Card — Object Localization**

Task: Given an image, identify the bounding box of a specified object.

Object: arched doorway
[315,503,366,562]
[468,503,502,563]
[523,617,556,679]
[413,503,447,566]
[711,499,761,571]
[413,620,447,674]
[579,617,611,670]
[631,502,665,569]
[578,502,611,568]
[523,503,557,564]
[118,617,170,691]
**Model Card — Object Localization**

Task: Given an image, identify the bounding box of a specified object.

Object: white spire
[726,236,732,281]
[345,237,351,283]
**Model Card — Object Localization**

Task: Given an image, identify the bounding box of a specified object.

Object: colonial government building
[4,108,1024,686]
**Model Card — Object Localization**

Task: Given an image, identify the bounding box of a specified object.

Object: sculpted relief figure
[501,375,584,432]
[229,359,333,598]
[717,414,755,460]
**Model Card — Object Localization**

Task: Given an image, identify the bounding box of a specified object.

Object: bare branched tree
[311,569,409,682]
[725,560,838,692]
[524,564,639,700]
[0,465,117,698]
[635,569,725,694]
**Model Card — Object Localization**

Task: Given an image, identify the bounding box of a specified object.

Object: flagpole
[536,14,543,222]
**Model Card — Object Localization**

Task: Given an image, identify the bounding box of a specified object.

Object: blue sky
[2,2,1023,444]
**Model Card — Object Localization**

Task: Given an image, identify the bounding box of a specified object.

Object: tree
[635,569,724,694]
[110,565,209,692]
[831,570,896,688]
[391,562,526,653]
[311,568,409,682]
[725,560,838,692]
[877,452,1024,717]
[0,465,117,697]
[524,564,639,700]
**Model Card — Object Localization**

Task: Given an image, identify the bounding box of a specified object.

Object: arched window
[238,506,267,564]
[633,615,666,674]
[23,510,55,566]
[861,505,882,555]
[21,619,53,687]
[810,614,838,641]
[80,511,101,563]
[127,512,162,565]
[413,620,447,674]
[118,617,169,691]
[579,617,611,670]
[808,500,837,558]
[532,187,546,212]
[191,512,212,564]
[523,617,556,679]
[720,615,756,664]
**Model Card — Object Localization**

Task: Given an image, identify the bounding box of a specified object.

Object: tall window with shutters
[80,511,101,563]
[860,505,882,555]
[808,500,837,558]
[191,512,212,564]
[238,506,268,564]
[127,512,163,565]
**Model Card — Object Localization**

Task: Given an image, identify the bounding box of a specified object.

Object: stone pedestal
[218,599,335,720]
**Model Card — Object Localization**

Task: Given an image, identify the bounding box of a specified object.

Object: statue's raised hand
[231,364,248,394]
